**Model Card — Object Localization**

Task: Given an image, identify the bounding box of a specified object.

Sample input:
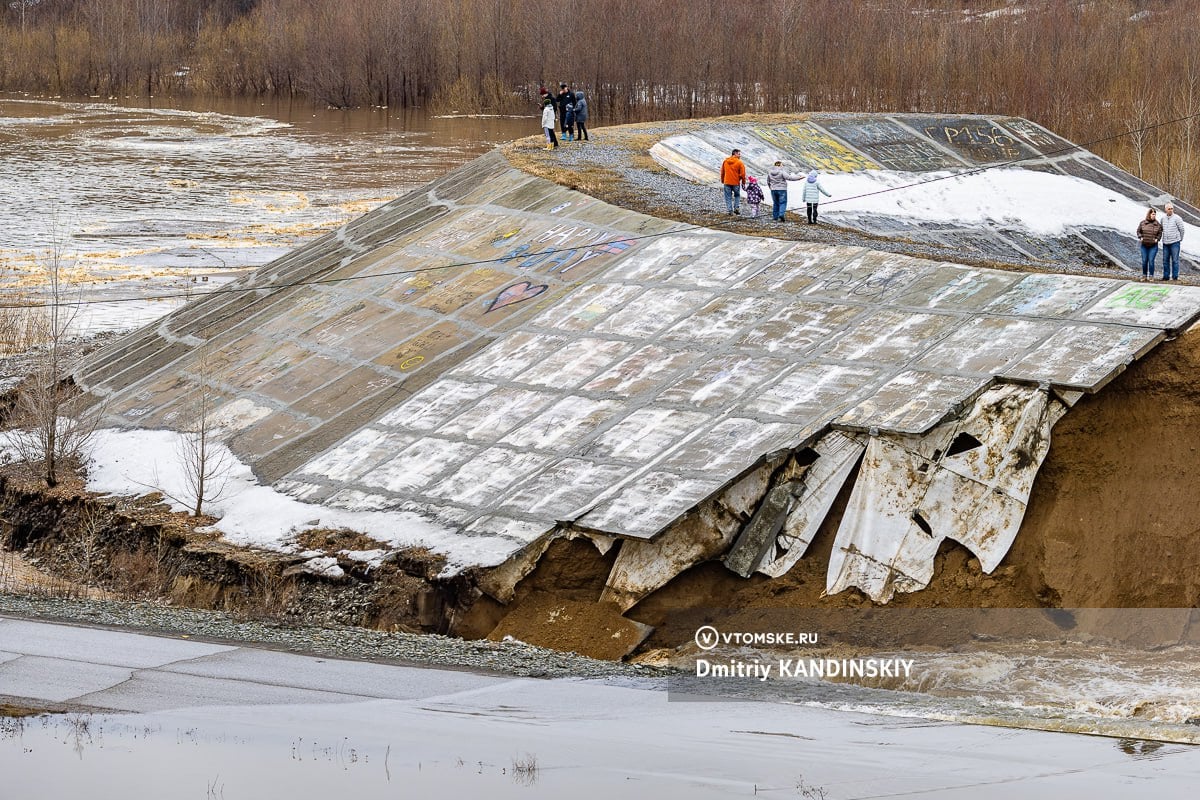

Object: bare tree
[9,228,99,488]
[173,347,232,517]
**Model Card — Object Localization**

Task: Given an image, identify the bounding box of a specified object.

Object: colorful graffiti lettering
[1104,285,1171,310]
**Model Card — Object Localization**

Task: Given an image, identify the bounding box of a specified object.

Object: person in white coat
[802,170,831,224]
[1160,201,1186,280]
[541,98,558,150]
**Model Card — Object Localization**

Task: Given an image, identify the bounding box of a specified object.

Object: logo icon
[694,625,719,651]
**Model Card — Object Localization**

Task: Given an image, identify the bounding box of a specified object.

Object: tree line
[1,0,1199,199]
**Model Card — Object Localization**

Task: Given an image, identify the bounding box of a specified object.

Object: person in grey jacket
[766,160,804,222]
[1160,202,1186,280]
[802,169,832,224]
[574,91,589,141]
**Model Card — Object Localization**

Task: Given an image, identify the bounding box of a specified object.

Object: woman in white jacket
[541,99,558,150]
[802,170,831,224]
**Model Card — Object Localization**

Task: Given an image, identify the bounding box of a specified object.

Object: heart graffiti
[486,281,548,313]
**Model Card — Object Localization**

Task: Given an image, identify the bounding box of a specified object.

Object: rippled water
[0,95,531,330]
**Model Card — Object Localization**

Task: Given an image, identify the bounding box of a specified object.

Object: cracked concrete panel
[583,345,704,396]
[660,418,812,474]
[983,273,1117,317]
[738,300,867,354]
[837,371,987,435]
[890,265,1023,310]
[587,408,713,462]
[744,362,882,421]
[825,433,954,603]
[599,470,769,609]
[821,309,961,365]
[1003,323,1163,390]
[498,396,622,451]
[827,385,1066,602]
[578,471,728,539]
[593,287,716,337]
[424,448,554,507]
[514,338,636,389]
[298,429,417,483]
[917,385,1068,571]
[359,438,480,494]
[376,379,496,430]
[658,354,791,409]
[1076,283,1200,330]
[434,387,557,441]
[661,295,783,344]
[526,282,645,332]
[672,238,795,288]
[500,460,635,520]
[451,331,567,381]
[914,316,1058,374]
[758,432,867,578]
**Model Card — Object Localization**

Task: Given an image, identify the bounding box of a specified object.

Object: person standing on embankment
[1137,207,1162,280]
[767,160,804,222]
[541,97,558,149]
[1161,202,1186,280]
[574,91,589,141]
[803,169,831,224]
[721,149,747,214]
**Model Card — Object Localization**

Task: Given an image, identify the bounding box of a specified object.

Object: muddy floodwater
[0,94,531,331]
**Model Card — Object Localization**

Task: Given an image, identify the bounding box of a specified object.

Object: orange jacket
[720,155,746,186]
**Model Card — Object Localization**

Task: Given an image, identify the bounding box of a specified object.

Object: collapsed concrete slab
[69,114,1200,620]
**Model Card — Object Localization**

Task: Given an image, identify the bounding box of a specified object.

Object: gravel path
[0,593,674,680]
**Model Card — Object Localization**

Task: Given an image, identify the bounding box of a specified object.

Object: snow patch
[75,428,504,574]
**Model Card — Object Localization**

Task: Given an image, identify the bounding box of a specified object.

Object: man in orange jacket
[721,149,747,215]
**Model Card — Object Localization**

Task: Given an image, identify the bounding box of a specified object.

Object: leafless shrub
[6,230,100,488]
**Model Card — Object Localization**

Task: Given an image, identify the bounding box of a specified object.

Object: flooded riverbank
[0,94,531,332]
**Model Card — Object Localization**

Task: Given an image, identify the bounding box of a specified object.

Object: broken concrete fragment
[826,385,1065,602]
[758,432,866,578]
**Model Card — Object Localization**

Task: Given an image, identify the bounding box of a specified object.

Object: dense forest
[2,1,1198,198]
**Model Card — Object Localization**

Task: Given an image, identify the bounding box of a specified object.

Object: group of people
[1137,203,1187,280]
[720,149,830,223]
[539,82,589,150]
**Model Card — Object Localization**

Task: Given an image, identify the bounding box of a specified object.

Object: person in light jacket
[541,97,558,150]
[766,160,804,222]
[1160,202,1186,280]
[802,169,831,224]
[574,91,589,141]
[1136,207,1162,280]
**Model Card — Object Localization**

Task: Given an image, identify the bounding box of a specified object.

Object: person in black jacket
[556,83,573,138]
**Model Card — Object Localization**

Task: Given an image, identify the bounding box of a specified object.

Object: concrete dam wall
[72,114,1200,643]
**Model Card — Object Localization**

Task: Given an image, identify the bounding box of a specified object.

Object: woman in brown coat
[1137,207,1163,280]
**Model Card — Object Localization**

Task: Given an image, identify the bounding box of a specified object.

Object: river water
[2,95,1199,756]
[0,94,531,331]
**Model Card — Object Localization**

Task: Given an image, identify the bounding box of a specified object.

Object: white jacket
[1161,212,1186,245]
[541,105,556,130]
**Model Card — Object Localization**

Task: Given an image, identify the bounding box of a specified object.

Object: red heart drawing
[486,281,548,313]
